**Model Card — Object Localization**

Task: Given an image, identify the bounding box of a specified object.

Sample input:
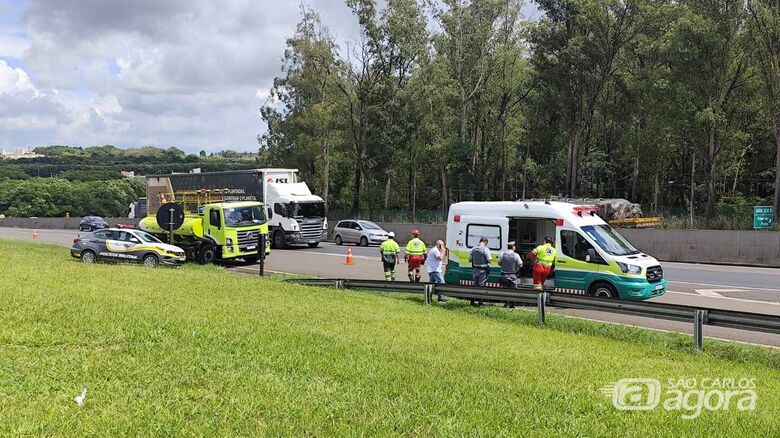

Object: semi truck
[139,190,269,264]
[145,169,327,249]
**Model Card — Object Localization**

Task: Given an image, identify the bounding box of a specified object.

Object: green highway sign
[753,206,774,230]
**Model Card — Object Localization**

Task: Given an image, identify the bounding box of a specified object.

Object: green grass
[1,239,779,435]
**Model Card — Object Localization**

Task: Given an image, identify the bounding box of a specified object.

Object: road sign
[753,206,774,230]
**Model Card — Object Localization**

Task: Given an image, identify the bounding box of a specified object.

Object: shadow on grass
[388,293,780,370]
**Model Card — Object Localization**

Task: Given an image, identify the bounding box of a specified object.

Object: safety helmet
[388,231,395,238]
[412,229,420,237]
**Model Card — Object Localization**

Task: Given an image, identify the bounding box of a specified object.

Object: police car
[70,228,186,267]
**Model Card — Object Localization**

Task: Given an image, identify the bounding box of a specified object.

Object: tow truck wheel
[243,256,258,264]
[142,254,159,268]
[81,250,96,264]
[272,231,286,249]
[198,244,216,264]
[590,282,618,299]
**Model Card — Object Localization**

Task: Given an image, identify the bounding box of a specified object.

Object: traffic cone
[32,229,38,240]
[345,247,354,265]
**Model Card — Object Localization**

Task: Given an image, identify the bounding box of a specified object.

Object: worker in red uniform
[404,229,427,282]
[530,236,557,292]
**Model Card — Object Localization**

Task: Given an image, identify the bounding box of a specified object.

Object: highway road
[4,226,780,347]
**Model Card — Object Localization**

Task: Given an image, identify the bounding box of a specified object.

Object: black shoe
[437,295,446,303]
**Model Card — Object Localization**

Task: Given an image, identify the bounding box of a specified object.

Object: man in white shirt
[426,240,447,302]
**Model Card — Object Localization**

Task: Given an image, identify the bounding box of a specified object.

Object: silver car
[333,220,389,246]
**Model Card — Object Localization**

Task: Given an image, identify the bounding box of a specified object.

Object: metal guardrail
[288,278,780,350]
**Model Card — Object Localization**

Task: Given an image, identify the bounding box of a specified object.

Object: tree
[746,0,780,221]
[532,0,638,197]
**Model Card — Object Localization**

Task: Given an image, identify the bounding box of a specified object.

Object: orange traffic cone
[345,247,354,265]
[32,229,38,240]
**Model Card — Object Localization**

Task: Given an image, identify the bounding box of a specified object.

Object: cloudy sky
[0,0,538,153]
[0,0,365,152]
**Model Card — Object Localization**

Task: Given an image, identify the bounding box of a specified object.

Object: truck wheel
[199,244,217,264]
[273,231,286,249]
[142,254,159,268]
[81,250,96,264]
[589,282,619,299]
[308,242,319,248]
[243,256,258,264]
[335,235,342,245]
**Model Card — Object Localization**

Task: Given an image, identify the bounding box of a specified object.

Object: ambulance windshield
[581,225,639,256]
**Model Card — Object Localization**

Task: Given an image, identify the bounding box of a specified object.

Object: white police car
[71,228,186,267]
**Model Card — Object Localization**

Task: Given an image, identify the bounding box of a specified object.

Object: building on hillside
[1,148,44,160]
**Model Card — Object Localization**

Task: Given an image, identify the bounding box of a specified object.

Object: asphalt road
[4,226,780,347]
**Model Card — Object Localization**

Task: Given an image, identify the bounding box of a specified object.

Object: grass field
[1,239,779,435]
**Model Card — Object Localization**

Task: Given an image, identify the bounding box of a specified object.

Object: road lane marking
[666,291,780,306]
[668,280,780,293]
[694,289,746,298]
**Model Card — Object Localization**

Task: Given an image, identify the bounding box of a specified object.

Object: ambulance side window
[466,224,502,250]
[560,230,601,263]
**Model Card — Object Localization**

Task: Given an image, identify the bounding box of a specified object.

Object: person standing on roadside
[379,231,401,281]
[531,236,557,292]
[405,229,427,282]
[426,240,447,302]
[499,241,523,289]
[469,236,492,287]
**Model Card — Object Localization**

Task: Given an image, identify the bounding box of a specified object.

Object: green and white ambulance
[444,201,666,300]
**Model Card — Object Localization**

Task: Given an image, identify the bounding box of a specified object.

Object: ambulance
[445,201,666,300]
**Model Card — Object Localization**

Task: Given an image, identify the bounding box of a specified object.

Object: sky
[0,0,538,153]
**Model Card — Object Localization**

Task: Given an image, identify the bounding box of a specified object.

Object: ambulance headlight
[617,262,642,275]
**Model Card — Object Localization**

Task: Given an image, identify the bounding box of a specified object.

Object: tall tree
[746,0,780,221]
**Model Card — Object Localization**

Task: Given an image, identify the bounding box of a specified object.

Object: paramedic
[379,231,401,281]
[530,236,557,291]
[405,229,427,282]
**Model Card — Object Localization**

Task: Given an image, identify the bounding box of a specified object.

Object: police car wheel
[335,235,343,245]
[360,236,368,247]
[81,250,96,264]
[590,282,618,299]
[143,254,159,268]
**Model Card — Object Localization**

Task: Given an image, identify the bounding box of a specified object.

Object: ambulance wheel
[335,235,343,245]
[590,282,618,299]
[272,231,286,249]
[199,244,216,264]
[360,236,368,247]
[142,253,159,268]
[81,250,96,264]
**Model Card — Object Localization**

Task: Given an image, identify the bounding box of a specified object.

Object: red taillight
[454,215,461,223]
[555,218,564,226]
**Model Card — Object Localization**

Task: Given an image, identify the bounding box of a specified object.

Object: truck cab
[264,175,327,248]
[445,201,667,300]
[202,201,270,262]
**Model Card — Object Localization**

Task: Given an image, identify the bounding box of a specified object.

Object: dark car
[71,228,186,267]
[79,216,109,232]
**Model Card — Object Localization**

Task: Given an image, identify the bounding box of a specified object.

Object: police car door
[460,216,507,267]
[108,230,143,262]
[90,229,113,260]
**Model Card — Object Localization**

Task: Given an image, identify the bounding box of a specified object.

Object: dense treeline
[0,145,260,217]
[260,0,780,225]
[0,145,261,181]
[0,178,145,218]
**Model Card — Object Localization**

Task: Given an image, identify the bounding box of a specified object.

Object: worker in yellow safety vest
[404,229,427,282]
[379,231,401,281]
[530,236,557,291]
